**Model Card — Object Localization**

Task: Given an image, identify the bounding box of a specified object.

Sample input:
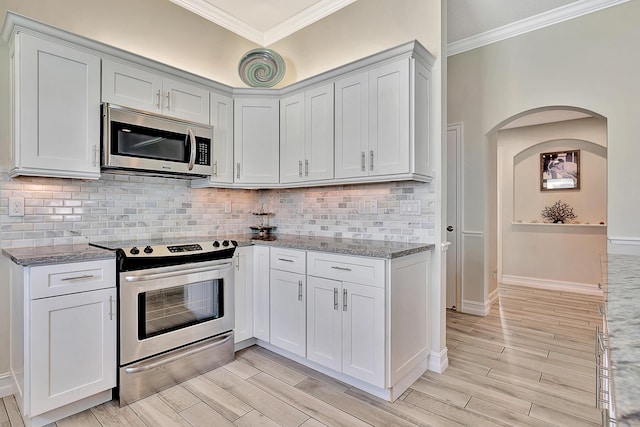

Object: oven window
[138,279,223,339]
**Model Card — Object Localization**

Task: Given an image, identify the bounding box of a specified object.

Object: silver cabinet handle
[61,274,95,281]
[237,162,240,179]
[235,253,240,270]
[278,258,294,263]
[361,151,366,171]
[92,145,98,167]
[166,91,171,110]
[331,266,352,272]
[299,160,303,177]
[298,280,303,301]
[343,289,348,311]
[334,288,338,310]
[187,128,196,171]
[305,159,309,176]
[370,150,374,171]
[108,295,114,321]
[156,90,161,109]
[213,160,218,177]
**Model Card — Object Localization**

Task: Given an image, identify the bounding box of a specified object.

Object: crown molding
[264,0,356,46]
[170,0,356,46]
[447,0,630,57]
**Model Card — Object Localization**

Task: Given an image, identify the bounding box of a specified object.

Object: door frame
[446,123,463,310]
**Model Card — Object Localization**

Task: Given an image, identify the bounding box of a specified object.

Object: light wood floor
[0,284,604,427]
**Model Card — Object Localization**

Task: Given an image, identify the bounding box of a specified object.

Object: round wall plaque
[238,48,286,88]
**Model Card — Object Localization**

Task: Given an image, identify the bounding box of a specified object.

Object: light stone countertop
[603,254,640,425]
[235,234,434,259]
[2,244,116,266]
[2,235,434,267]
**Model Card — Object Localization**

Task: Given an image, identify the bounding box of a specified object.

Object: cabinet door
[368,59,410,176]
[253,246,270,341]
[305,83,334,181]
[270,270,306,357]
[342,282,385,387]
[306,276,342,372]
[102,59,163,114]
[163,77,210,124]
[30,288,116,416]
[234,247,253,343]
[279,92,305,183]
[210,93,234,183]
[335,72,368,179]
[16,34,101,179]
[234,98,280,184]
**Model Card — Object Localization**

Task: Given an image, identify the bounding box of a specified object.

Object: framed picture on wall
[540,150,580,191]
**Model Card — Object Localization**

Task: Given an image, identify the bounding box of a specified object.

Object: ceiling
[169,0,627,53]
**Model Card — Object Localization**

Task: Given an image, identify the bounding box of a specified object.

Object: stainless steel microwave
[102,104,213,177]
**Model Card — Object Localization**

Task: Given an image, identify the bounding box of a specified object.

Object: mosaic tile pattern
[0,168,436,248]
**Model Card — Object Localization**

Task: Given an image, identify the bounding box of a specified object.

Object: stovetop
[90,238,238,271]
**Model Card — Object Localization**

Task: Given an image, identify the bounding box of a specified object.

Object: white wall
[499,118,607,291]
[448,1,640,309]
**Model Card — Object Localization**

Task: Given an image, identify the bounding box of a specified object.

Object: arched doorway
[489,107,607,296]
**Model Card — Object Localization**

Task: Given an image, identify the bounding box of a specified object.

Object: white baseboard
[461,298,492,316]
[502,274,603,296]
[428,347,448,373]
[0,372,13,398]
[608,237,640,255]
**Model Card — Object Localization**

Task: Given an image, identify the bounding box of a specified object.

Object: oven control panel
[123,240,238,258]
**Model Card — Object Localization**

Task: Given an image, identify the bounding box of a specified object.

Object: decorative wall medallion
[238,48,286,87]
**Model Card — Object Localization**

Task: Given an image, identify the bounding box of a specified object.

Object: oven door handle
[124,331,233,374]
[124,262,233,282]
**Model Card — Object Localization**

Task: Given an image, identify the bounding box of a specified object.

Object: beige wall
[448,1,640,308]
[0,0,445,387]
[499,118,607,288]
[1,0,440,87]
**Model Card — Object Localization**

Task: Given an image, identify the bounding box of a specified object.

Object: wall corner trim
[428,348,449,374]
[0,372,14,398]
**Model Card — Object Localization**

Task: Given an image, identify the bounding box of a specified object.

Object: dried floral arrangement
[541,200,577,224]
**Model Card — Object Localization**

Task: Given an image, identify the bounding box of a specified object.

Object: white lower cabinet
[269,269,306,357]
[8,258,116,426]
[244,245,430,402]
[234,247,254,343]
[30,288,116,416]
[269,248,306,357]
[307,271,385,387]
[252,246,271,341]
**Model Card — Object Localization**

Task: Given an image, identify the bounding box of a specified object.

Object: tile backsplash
[0,169,435,248]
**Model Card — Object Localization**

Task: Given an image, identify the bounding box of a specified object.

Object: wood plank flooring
[1,284,604,426]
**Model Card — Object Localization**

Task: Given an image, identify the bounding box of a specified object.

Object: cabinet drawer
[30,259,116,299]
[307,252,385,288]
[270,248,306,274]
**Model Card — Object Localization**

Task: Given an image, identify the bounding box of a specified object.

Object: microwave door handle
[187,128,196,170]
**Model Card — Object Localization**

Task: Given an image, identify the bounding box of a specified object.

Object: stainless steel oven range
[92,239,237,406]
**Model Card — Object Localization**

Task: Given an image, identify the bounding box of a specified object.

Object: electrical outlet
[297,202,304,214]
[224,201,232,213]
[369,200,378,214]
[358,201,366,213]
[9,197,24,217]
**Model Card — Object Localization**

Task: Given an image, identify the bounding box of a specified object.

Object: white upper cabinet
[9,33,101,179]
[280,83,334,183]
[102,59,210,124]
[234,97,280,185]
[209,93,235,184]
[335,57,431,181]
